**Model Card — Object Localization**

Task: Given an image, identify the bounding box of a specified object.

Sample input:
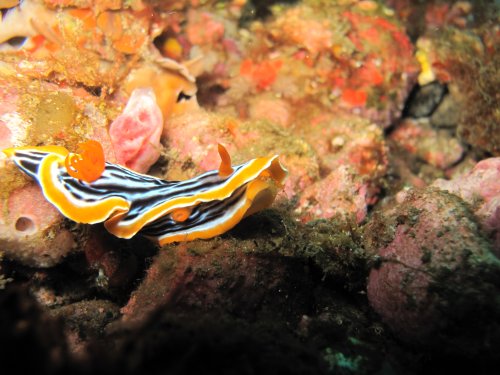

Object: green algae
[323,348,363,373]
[230,206,370,291]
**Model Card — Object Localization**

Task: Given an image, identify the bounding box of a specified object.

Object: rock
[121,239,315,324]
[299,113,388,180]
[101,311,327,375]
[430,93,460,128]
[164,108,387,223]
[432,157,500,255]
[268,6,334,55]
[50,299,120,354]
[296,166,370,224]
[404,81,446,118]
[83,227,140,289]
[0,285,70,374]
[390,118,464,169]
[248,94,292,128]
[294,115,384,223]
[217,2,418,129]
[0,183,76,267]
[365,188,500,355]
[0,74,115,267]
[410,28,500,155]
[186,10,225,47]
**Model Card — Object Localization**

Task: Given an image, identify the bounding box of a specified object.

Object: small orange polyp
[65,140,105,182]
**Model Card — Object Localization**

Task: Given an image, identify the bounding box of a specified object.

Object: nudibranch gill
[64,140,105,182]
[3,142,288,245]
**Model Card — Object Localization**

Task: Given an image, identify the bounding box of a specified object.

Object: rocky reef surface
[0,1,499,374]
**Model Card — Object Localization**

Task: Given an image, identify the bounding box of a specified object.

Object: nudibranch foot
[3,142,288,245]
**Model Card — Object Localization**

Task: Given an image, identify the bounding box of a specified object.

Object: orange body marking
[170,207,193,222]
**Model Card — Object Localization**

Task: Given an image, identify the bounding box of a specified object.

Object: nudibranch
[3,142,288,245]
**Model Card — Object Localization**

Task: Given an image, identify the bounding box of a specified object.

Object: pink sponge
[109,88,163,173]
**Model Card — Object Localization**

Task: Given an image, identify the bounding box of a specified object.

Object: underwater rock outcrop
[365,188,500,355]
[432,157,500,255]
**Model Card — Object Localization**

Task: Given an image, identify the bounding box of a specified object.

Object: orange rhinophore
[65,140,105,182]
[217,143,234,178]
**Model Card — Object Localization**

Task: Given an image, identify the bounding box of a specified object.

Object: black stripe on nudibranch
[54,161,252,227]
[10,150,46,178]
[140,184,247,237]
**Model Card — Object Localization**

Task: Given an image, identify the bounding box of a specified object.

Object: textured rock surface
[430,92,460,128]
[216,1,418,129]
[121,239,315,324]
[163,109,318,203]
[432,157,500,254]
[390,118,464,169]
[296,165,370,224]
[404,81,446,118]
[366,188,500,350]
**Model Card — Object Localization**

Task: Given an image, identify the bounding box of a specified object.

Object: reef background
[0,1,499,374]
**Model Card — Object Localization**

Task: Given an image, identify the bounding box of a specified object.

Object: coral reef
[1,0,499,374]
[0,75,111,267]
[215,0,418,129]
[163,109,319,201]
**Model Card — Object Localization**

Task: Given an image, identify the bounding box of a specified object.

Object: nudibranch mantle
[3,143,288,245]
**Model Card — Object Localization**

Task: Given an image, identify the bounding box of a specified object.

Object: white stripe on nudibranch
[3,143,287,245]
